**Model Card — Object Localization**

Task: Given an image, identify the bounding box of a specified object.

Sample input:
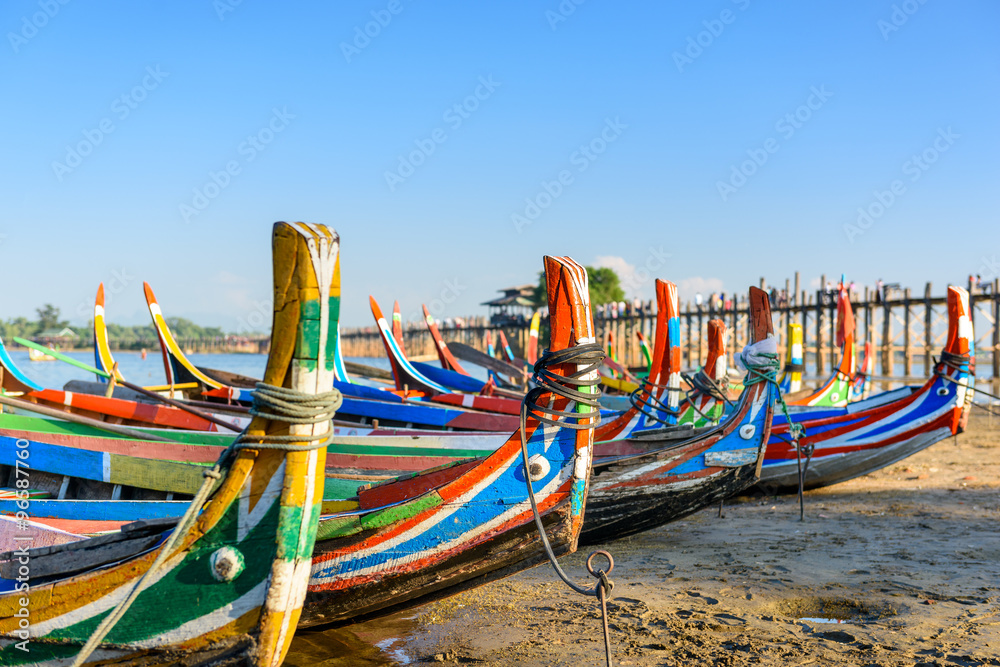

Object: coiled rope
[518,342,618,667]
[71,383,341,667]
[627,377,684,426]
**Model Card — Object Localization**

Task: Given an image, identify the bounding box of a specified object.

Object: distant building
[481,284,535,325]
[36,327,79,346]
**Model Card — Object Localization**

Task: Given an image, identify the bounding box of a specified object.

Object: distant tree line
[0,304,230,350]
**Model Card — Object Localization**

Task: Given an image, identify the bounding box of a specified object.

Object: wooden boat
[783,284,855,408]
[0,336,243,433]
[422,305,468,374]
[2,249,603,630]
[635,329,653,374]
[141,285,519,432]
[93,283,127,385]
[0,220,341,666]
[27,346,56,362]
[2,278,774,564]
[290,283,776,548]
[368,295,523,415]
[850,340,874,402]
[298,254,600,625]
[391,300,407,357]
[777,321,804,394]
[759,286,974,490]
[526,311,541,366]
[576,286,775,544]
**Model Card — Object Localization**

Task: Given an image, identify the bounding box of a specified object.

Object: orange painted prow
[835,287,856,376]
[704,319,728,382]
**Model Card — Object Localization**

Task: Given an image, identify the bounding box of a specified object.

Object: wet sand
[285,410,1000,666]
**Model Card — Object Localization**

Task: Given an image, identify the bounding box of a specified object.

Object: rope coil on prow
[71,383,342,667]
[519,341,619,667]
[737,337,810,519]
[627,376,685,426]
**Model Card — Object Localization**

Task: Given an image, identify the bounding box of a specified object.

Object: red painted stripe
[30,389,215,430]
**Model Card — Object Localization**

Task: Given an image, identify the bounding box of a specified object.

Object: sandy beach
[286,410,1000,666]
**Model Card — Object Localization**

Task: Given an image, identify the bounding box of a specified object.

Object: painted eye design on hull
[210,546,245,582]
[528,454,551,481]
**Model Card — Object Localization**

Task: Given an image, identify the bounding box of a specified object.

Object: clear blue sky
[2,1,997,330]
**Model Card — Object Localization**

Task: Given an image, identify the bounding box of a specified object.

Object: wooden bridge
[340,275,1000,388]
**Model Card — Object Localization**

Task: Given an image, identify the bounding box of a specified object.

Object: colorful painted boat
[298,254,601,625]
[141,285,519,432]
[760,286,974,490]
[368,295,523,415]
[526,311,541,367]
[777,321,804,394]
[422,305,468,375]
[850,340,874,402]
[0,220,341,666]
[784,284,855,408]
[27,347,56,362]
[92,283,127,385]
[0,336,243,433]
[578,286,776,545]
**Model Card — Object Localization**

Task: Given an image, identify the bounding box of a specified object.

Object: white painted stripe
[130,579,268,649]
[63,392,73,407]
[102,451,111,483]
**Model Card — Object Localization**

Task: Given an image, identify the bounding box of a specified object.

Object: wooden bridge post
[829,292,837,370]
[698,304,704,368]
[924,283,933,377]
[815,286,825,375]
[881,296,893,376]
[728,297,737,359]
[684,304,693,369]
[993,279,1000,384]
[903,288,913,377]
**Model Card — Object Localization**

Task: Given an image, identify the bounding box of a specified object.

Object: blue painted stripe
[334,324,351,383]
[0,436,105,482]
[377,319,450,393]
[336,380,402,403]
[313,421,578,581]
[0,499,186,521]
[0,336,42,391]
[411,362,486,393]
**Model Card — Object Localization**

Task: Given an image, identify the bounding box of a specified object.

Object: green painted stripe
[315,514,362,541]
[0,412,234,446]
[359,492,442,531]
[326,443,488,459]
[45,483,281,645]
[323,477,362,499]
